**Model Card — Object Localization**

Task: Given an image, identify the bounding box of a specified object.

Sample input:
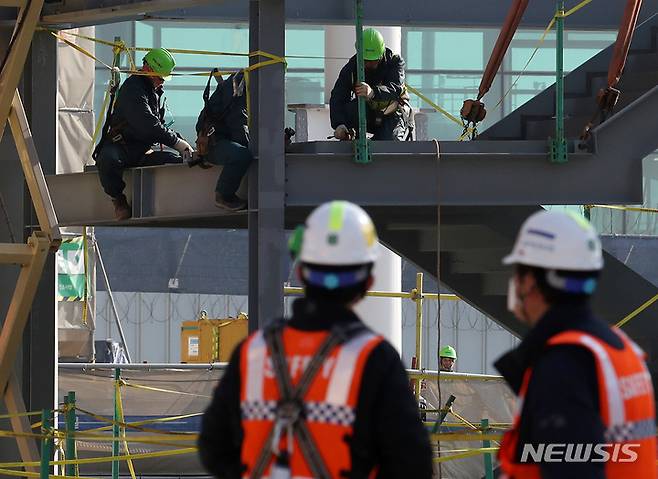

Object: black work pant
[343,100,412,141]
[95,143,180,199]
[204,139,253,196]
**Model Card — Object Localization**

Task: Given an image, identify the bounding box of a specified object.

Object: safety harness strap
[249,321,366,479]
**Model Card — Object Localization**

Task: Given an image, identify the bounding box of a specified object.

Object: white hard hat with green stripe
[298,200,379,266]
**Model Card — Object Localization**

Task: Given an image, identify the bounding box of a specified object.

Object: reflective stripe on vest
[499,328,657,479]
[239,327,383,478]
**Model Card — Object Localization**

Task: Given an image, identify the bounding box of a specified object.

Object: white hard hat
[503,210,603,271]
[299,200,379,265]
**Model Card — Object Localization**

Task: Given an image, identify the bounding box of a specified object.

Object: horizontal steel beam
[10,0,653,29]
[285,140,641,206]
[47,139,641,227]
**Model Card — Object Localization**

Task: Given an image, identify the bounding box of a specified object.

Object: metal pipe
[353,0,371,164]
[65,392,78,478]
[58,362,228,370]
[40,410,53,479]
[482,418,494,479]
[406,369,504,382]
[95,240,132,363]
[414,272,423,376]
[552,0,568,163]
[112,368,120,479]
[283,286,459,301]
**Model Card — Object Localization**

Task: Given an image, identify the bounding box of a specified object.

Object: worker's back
[198,298,434,478]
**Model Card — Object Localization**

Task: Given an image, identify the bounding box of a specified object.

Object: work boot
[215,192,247,212]
[112,195,131,220]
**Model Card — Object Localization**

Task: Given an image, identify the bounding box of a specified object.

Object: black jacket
[195,72,249,148]
[329,48,407,129]
[198,298,433,479]
[110,74,180,157]
[494,302,624,479]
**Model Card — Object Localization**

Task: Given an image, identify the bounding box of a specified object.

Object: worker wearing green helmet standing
[330,27,413,141]
[93,47,195,220]
[439,345,457,372]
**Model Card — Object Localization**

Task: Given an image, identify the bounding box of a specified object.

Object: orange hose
[608,0,643,87]
[478,0,529,100]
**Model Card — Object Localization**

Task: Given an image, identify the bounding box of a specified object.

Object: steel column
[248,0,286,328]
[551,1,568,163]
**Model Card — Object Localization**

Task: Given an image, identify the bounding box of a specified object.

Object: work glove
[174,138,194,162]
[334,124,353,141]
[354,82,375,99]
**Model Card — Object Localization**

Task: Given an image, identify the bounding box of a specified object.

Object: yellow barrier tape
[0,467,97,479]
[0,427,197,447]
[494,17,555,110]
[617,293,658,328]
[81,411,203,434]
[430,433,503,442]
[0,447,197,469]
[49,31,114,70]
[434,446,499,463]
[116,379,138,479]
[560,0,593,18]
[0,410,42,420]
[494,0,593,110]
[449,409,480,431]
[74,406,197,437]
[121,379,212,398]
[586,204,658,214]
[405,84,475,140]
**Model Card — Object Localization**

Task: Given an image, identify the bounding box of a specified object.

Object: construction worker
[198,201,433,479]
[193,69,252,211]
[496,211,656,477]
[93,47,195,220]
[330,28,413,141]
[439,345,457,372]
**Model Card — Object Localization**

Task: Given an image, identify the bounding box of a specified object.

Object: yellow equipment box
[181,311,248,363]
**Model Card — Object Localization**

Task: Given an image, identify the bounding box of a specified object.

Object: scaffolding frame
[0,0,61,468]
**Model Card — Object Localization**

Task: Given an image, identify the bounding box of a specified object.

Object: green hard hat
[439,345,457,359]
[143,48,176,80]
[361,28,385,61]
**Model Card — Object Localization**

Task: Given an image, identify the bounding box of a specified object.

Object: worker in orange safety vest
[495,210,656,478]
[198,200,433,479]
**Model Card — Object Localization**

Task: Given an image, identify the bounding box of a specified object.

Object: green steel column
[65,392,78,477]
[40,410,53,479]
[481,418,494,479]
[112,368,121,479]
[353,0,371,164]
[551,0,568,163]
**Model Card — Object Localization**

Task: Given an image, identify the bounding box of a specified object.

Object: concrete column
[354,244,402,353]
[323,25,403,351]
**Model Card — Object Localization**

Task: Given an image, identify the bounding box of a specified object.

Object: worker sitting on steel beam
[198,201,433,479]
[192,69,251,211]
[330,28,413,141]
[439,345,457,372]
[496,211,656,477]
[93,48,195,221]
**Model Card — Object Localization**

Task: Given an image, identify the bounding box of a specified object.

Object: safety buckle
[596,87,620,112]
[111,133,123,143]
[276,399,303,424]
[207,126,215,137]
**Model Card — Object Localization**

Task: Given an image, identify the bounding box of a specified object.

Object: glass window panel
[436,31,483,70]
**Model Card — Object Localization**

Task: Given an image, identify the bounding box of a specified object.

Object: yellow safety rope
[115,379,137,479]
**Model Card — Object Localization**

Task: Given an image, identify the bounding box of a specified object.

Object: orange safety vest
[239,326,383,479]
[499,328,656,478]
